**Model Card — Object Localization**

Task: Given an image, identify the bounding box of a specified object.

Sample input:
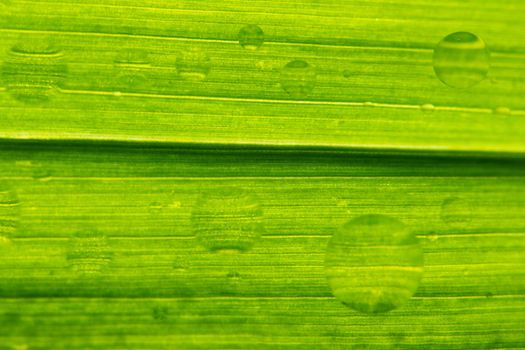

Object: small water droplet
[427,234,439,242]
[238,24,264,51]
[336,200,349,207]
[342,70,352,78]
[114,49,150,91]
[0,0,12,10]
[0,235,12,247]
[12,345,29,350]
[31,165,51,181]
[420,103,435,112]
[440,197,472,227]
[66,231,113,275]
[148,201,164,215]
[226,271,241,280]
[0,184,20,238]
[176,48,211,81]
[16,160,51,181]
[172,256,189,271]
[325,215,423,313]
[152,305,169,321]
[433,32,490,88]
[191,188,263,252]
[1,40,68,103]
[280,60,316,98]
[493,107,511,115]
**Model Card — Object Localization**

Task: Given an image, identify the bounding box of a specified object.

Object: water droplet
[427,234,439,242]
[114,49,150,91]
[11,345,28,350]
[191,189,263,252]
[433,32,490,88]
[1,40,68,103]
[225,271,242,293]
[342,70,352,78]
[66,231,113,275]
[420,103,435,112]
[280,60,316,98]
[16,160,51,181]
[336,199,349,207]
[226,271,241,280]
[0,0,12,13]
[32,166,51,181]
[325,215,423,313]
[440,197,472,226]
[172,256,189,271]
[152,305,169,321]
[176,48,211,81]
[148,201,164,215]
[493,107,511,115]
[0,184,20,238]
[238,24,265,51]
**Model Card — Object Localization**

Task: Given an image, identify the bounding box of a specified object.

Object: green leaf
[0,1,524,349]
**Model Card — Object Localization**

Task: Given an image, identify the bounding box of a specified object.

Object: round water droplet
[176,48,211,81]
[224,270,243,294]
[1,41,68,103]
[343,70,352,79]
[493,107,511,115]
[433,32,490,88]
[325,215,423,313]
[238,24,265,51]
[0,184,20,238]
[191,189,263,252]
[172,256,189,271]
[280,60,316,98]
[31,164,51,181]
[420,103,435,112]
[440,197,472,226]
[66,231,113,275]
[152,305,169,322]
[114,49,150,91]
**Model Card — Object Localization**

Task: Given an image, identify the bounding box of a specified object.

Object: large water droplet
[433,32,490,88]
[238,24,265,51]
[191,189,263,252]
[1,40,68,103]
[280,60,316,98]
[325,215,423,313]
[176,48,211,81]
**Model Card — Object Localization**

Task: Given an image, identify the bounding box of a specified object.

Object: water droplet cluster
[0,28,493,106]
[0,24,507,319]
